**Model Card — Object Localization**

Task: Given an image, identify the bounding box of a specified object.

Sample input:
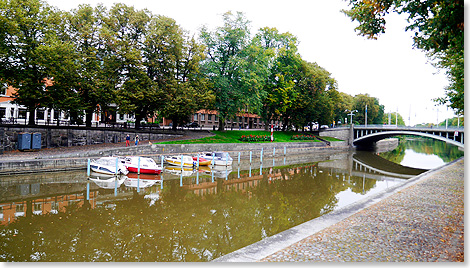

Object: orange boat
[192,156,211,166]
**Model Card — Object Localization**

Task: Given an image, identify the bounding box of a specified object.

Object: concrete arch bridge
[352,125,464,150]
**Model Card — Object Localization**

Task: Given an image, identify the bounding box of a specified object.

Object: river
[0,138,463,261]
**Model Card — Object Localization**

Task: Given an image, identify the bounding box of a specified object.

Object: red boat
[192,156,212,166]
[122,156,162,174]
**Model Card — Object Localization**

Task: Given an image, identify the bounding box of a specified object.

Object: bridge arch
[353,129,464,149]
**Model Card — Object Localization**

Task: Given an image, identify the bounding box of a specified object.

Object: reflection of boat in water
[121,156,162,174]
[90,157,129,175]
[211,165,233,178]
[126,172,162,180]
[123,178,159,188]
[165,155,194,167]
[88,176,127,189]
[197,152,233,166]
[164,166,195,176]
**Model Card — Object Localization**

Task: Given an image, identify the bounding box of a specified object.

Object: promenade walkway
[217,158,464,262]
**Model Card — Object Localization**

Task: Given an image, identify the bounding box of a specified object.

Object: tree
[342,0,464,115]
[352,94,384,125]
[383,111,405,126]
[200,11,268,131]
[0,0,59,125]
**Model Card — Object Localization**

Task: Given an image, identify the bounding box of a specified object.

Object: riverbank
[214,157,464,262]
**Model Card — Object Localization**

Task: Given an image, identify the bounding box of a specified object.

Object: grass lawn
[157,130,343,144]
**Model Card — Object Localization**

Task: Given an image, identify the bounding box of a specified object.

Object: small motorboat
[121,156,162,174]
[90,157,129,175]
[196,152,233,166]
[165,155,194,167]
[192,156,212,166]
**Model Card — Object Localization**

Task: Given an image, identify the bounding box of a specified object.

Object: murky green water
[0,138,463,261]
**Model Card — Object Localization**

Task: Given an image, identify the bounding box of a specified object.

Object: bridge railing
[354,124,464,131]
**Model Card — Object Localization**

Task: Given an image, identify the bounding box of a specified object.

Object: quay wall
[0,125,185,153]
[0,141,350,175]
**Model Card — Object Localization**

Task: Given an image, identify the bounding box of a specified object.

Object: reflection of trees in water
[379,137,464,164]
[0,164,379,262]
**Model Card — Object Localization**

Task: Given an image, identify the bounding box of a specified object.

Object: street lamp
[345,109,358,125]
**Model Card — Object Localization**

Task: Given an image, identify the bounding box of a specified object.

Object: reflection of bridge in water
[351,151,428,179]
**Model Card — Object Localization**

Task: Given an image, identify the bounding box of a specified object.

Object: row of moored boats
[89,152,233,176]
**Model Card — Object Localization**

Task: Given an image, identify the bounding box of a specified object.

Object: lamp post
[345,109,358,125]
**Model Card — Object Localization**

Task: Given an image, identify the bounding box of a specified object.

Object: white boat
[121,156,162,174]
[197,152,233,166]
[90,157,129,175]
[165,155,194,167]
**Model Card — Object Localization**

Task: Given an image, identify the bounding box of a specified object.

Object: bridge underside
[353,130,464,150]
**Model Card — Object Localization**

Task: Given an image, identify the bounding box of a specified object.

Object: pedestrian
[135,135,139,146]
[126,134,130,147]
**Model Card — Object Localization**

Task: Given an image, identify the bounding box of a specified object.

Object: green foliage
[343,0,464,115]
[352,93,384,125]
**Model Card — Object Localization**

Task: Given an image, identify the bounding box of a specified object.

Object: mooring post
[87,159,90,176]
[137,156,141,174]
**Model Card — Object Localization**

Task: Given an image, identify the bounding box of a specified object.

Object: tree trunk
[85,109,93,127]
[135,114,143,130]
[218,118,225,131]
[28,106,36,125]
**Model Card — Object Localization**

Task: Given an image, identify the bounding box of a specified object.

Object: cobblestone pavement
[259,159,464,262]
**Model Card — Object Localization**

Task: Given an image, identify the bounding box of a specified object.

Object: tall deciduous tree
[342,0,464,115]
[352,93,384,125]
[0,0,59,125]
[200,11,268,131]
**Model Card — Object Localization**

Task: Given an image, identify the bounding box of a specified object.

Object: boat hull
[126,166,162,174]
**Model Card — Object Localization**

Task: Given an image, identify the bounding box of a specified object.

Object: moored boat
[165,155,194,167]
[121,156,162,174]
[192,156,212,166]
[90,157,129,175]
[196,151,233,166]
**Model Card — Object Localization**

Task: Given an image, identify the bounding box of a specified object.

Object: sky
[46,0,458,126]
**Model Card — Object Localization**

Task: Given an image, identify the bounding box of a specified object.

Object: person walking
[126,134,130,147]
[135,134,139,146]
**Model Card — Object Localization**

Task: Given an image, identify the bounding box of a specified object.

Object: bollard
[180,155,184,169]
[238,152,241,165]
[115,157,119,175]
[250,151,252,163]
[212,152,215,166]
[87,159,90,176]
[114,178,117,196]
[260,148,263,163]
[196,155,200,168]
[284,146,286,156]
[137,157,141,174]
[273,147,275,157]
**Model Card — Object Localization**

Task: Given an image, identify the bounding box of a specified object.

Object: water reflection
[0,148,449,262]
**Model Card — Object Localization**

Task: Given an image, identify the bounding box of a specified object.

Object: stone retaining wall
[0,125,184,153]
[0,141,351,175]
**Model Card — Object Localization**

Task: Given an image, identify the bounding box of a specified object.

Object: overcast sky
[47,0,458,126]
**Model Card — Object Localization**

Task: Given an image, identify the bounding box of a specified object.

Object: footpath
[215,158,465,262]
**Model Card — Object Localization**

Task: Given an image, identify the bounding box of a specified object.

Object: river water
[0,138,463,261]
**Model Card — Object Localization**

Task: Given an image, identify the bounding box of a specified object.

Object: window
[54,110,60,120]
[0,107,5,119]
[0,83,7,96]
[193,114,198,121]
[37,109,45,120]
[215,115,218,122]
[201,114,205,121]
[208,114,212,121]
[18,109,27,119]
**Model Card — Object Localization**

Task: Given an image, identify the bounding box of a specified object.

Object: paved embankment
[214,158,464,262]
